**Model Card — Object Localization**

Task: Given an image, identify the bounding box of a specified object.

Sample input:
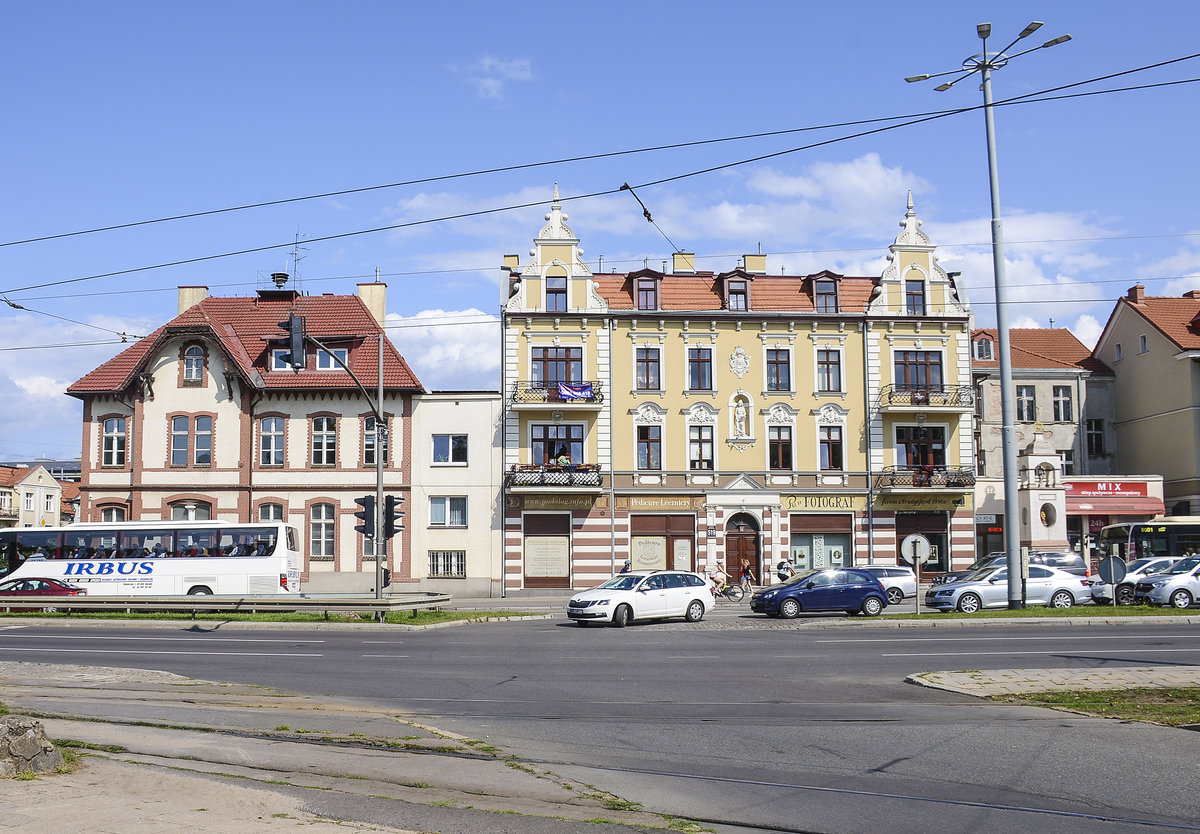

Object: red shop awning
[1066,496,1165,515]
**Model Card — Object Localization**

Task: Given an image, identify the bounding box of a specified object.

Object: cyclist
[707,564,730,594]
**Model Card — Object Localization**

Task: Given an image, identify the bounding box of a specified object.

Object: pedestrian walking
[740,559,757,593]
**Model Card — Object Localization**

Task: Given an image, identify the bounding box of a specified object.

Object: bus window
[177,529,218,558]
[119,530,174,558]
[222,527,277,557]
[16,531,61,561]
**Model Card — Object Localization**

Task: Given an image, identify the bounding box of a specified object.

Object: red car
[0,577,87,612]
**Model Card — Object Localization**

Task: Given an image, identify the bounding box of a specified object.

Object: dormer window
[636,278,658,311]
[975,338,994,361]
[905,279,926,316]
[183,345,205,383]
[815,279,838,313]
[546,275,567,312]
[316,347,349,370]
[728,280,748,311]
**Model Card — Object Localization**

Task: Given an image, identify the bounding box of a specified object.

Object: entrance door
[724,513,761,584]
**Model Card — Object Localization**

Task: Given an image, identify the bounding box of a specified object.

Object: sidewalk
[909,665,1200,696]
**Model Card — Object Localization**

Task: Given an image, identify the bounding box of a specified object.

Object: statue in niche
[734,400,748,438]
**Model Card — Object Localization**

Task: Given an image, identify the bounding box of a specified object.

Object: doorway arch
[725,512,761,584]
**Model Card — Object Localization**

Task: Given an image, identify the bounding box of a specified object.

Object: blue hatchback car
[750,567,888,618]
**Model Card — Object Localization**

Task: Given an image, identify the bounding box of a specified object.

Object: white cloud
[1070,315,1103,350]
[459,55,534,100]
[388,308,500,391]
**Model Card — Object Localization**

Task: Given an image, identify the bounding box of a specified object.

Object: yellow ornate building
[500,189,975,591]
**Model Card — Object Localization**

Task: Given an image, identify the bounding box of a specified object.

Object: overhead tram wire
[0,50,1195,254]
[3,66,1198,297]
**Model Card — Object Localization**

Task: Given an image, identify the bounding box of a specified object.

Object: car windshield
[785,568,824,585]
[960,567,1002,582]
[595,575,644,591]
[1164,557,1200,575]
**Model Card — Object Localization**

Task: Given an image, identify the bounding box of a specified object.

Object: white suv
[567,570,715,627]
[1132,556,1200,608]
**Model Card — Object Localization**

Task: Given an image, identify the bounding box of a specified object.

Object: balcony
[877,385,974,410]
[509,380,604,409]
[506,464,604,491]
[877,465,976,491]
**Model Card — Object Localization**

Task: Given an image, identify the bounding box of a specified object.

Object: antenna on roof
[290,230,309,295]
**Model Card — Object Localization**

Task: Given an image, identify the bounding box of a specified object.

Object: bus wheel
[187,586,213,596]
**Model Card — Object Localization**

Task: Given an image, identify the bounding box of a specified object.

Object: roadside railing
[0,591,452,622]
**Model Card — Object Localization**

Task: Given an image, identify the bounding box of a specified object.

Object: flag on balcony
[557,382,593,400]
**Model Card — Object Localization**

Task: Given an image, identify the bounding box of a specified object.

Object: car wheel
[1050,590,1074,609]
[611,604,633,628]
[685,600,705,623]
[861,596,884,617]
[1170,589,1193,609]
[779,597,801,619]
[886,587,904,605]
[956,592,982,614]
[1115,584,1135,606]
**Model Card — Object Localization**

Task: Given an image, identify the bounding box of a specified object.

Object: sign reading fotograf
[784,494,865,511]
[1064,481,1149,498]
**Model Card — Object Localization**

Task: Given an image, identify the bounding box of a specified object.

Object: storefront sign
[874,494,967,511]
[518,495,601,511]
[975,514,996,524]
[622,495,699,511]
[524,536,571,577]
[783,494,866,511]
[631,536,667,570]
[1065,481,1149,498]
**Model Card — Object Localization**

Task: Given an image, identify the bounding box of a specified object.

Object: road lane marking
[0,647,321,657]
[883,648,1200,657]
[361,654,410,658]
[820,635,1187,643]
[0,634,323,643]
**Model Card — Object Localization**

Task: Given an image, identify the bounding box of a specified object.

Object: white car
[566,570,715,627]
[1089,557,1178,605]
[858,564,917,605]
[1132,556,1200,608]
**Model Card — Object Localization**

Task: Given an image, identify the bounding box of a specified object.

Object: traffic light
[353,495,375,538]
[381,567,391,588]
[277,312,306,369]
[383,494,405,539]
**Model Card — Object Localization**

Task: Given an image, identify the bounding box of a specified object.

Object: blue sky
[1,1,1197,461]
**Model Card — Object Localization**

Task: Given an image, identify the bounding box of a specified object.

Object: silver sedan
[924,565,1091,613]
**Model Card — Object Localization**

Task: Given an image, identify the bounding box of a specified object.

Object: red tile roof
[1120,294,1200,350]
[0,467,37,488]
[69,292,423,396]
[972,328,1111,374]
[593,271,878,313]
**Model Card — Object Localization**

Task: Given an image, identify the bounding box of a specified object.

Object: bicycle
[711,580,744,602]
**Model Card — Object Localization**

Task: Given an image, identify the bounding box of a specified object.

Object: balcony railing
[878,465,976,489]
[510,380,604,406]
[878,385,974,408]
[506,464,604,488]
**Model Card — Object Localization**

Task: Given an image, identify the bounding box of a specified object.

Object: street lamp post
[907,21,1070,609]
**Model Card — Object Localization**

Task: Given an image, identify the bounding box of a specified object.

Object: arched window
[259,502,284,522]
[100,506,126,523]
[183,345,205,383]
[975,338,994,361]
[170,501,211,521]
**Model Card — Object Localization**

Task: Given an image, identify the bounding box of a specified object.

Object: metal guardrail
[0,592,452,622]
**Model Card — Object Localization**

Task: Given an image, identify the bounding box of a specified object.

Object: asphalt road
[2,615,1198,833]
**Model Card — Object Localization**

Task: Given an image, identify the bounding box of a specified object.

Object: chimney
[1183,290,1200,300]
[672,252,695,274]
[1127,285,1146,304]
[502,254,520,271]
[743,254,767,274]
[357,282,387,327]
[178,286,209,314]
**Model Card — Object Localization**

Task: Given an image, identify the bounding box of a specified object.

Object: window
[896,425,946,468]
[316,347,349,370]
[546,275,567,311]
[769,426,792,470]
[1114,343,1123,361]
[975,338,994,361]
[815,279,838,313]
[183,345,204,383]
[532,346,581,383]
[636,347,660,391]
[44,493,53,513]
[905,279,926,316]
[1139,334,1148,354]
[23,492,33,511]
[688,348,712,391]
[766,349,790,392]
[430,496,468,527]
[310,503,335,561]
[817,349,841,393]
[728,281,748,311]
[102,418,126,467]
[272,348,294,370]
[1016,386,1036,422]
[689,425,714,470]
[170,415,212,466]
[170,501,211,520]
[1053,386,1072,422]
[894,351,942,391]
[100,506,126,523]
[636,278,658,311]
[1087,419,1106,456]
[312,416,337,466]
[429,550,467,578]
[637,425,661,470]
[1059,449,1075,476]
[433,434,468,464]
[259,503,284,522]
[260,417,285,466]
[820,426,843,470]
[532,423,583,465]
[364,416,389,466]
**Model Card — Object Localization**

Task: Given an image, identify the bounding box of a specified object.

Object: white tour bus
[0,520,302,596]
